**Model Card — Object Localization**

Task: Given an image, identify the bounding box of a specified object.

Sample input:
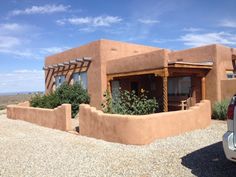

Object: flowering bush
[101,89,158,115]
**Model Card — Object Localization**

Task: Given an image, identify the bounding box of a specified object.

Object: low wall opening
[79,100,211,145]
[7,102,72,131]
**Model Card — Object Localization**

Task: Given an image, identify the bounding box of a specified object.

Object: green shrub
[212,100,229,120]
[30,82,90,118]
[102,89,158,115]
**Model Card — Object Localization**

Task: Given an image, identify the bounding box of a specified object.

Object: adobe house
[44,39,236,111]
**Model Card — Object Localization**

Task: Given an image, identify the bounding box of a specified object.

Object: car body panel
[223,131,236,162]
[223,95,236,162]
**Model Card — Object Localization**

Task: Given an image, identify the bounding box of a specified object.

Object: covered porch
[107,61,213,112]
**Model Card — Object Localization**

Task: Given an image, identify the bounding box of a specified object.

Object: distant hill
[0,91,44,110]
[0,91,44,96]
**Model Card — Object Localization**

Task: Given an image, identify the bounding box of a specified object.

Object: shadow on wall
[181,142,236,177]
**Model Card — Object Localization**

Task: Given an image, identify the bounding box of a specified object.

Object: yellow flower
[141,88,145,93]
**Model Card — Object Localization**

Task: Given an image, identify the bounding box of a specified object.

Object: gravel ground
[0,113,235,177]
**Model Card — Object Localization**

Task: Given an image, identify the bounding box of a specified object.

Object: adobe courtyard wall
[7,102,72,131]
[79,100,211,145]
[221,79,236,100]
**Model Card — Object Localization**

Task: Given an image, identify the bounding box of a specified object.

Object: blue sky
[0,0,236,93]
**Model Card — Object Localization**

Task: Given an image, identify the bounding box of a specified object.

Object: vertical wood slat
[163,68,168,112]
[201,77,206,100]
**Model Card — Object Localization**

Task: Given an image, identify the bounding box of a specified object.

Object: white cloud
[0,23,31,50]
[219,19,236,28]
[0,49,42,60]
[152,39,176,43]
[138,19,159,24]
[0,36,20,49]
[0,45,68,60]
[57,16,122,27]
[41,46,70,54]
[0,23,31,36]
[0,69,44,93]
[0,23,22,31]
[56,19,66,25]
[78,27,95,33]
[0,23,42,59]
[180,32,236,47]
[10,4,70,16]
[183,27,202,32]
[13,69,43,74]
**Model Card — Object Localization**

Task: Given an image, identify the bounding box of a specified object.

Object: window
[72,72,87,89]
[168,77,191,96]
[55,75,65,88]
[226,71,236,79]
[111,80,120,98]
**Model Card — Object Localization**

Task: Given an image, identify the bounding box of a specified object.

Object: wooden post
[107,76,113,96]
[163,68,168,112]
[107,80,111,94]
[201,77,206,100]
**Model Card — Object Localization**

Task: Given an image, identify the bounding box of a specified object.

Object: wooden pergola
[43,57,92,71]
[107,61,213,112]
[43,57,92,91]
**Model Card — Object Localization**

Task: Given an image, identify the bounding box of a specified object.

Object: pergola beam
[58,63,64,67]
[83,57,92,61]
[43,57,92,71]
[63,62,70,65]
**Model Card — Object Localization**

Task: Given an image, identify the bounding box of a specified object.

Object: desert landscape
[0,93,40,110]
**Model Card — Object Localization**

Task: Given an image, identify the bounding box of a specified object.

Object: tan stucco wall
[45,39,236,109]
[169,45,219,104]
[106,49,168,74]
[169,44,236,105]
[7,102,72,131]
[221,79,236,100]
[99,39,159,61]
[79,100,211,145]
[45,40,102,108]
[45,39,160,109]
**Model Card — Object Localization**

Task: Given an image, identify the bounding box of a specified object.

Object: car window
[230,96,236,105]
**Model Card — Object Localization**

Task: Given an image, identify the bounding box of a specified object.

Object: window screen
[168,77,191,96]
[55,75,65,88]
[72,72,87,89]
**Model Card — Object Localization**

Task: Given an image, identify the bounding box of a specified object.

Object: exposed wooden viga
[43,57,92,92]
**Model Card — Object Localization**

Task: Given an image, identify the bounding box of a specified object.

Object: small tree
[212,100,229,120]
[30,82,90,118]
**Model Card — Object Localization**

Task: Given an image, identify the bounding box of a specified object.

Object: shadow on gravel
[75,126,80,133]
[181,141,236,177]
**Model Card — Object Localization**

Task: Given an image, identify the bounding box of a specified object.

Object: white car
[223,95,236,162]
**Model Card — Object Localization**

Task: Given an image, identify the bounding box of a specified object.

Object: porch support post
[107,81,111,94]
[163,68,168,112]
[201,76,206,100]
[107,76,113,96]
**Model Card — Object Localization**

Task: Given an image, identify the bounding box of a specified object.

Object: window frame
[168,76,192,96]
[72,72,88,89]
[55,75,66,88]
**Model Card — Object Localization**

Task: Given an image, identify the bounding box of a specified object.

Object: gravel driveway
[0,112,235,177]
